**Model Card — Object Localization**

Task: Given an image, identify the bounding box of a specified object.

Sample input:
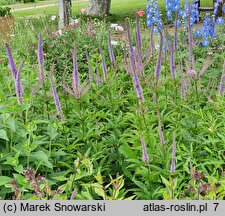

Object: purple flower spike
[135,15,142,50]
[169,43,176,80]
[135,15,144,76]
[150,27,155,56]
[124,45,131,75]
[158,124,165,145]
[5,43,24,104]
[108,31,116,64]
[49,64,64,120]
[126,19,136,73]
[99,47,108,81]
[219,61,225,95]
[141,135,149,164]
[125,20,144,104]
[170,132,176,175]
[133,71,144,105]
[187,5,194,69]
[72,43,82,98]
[174,13,178,51]
[15,61,24,104]
[96,60,101,87]
[5,43,17,79]
[154,27,163,81]
[37,33,45,83]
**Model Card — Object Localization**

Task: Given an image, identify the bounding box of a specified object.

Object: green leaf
[13,174,27,185]
[95,171,103,185]
[47,124,58,140]
[93,183,105,199]
[31,151,53,169]
[52,176,67,181]
[0,176,12,186]
[6,118,16,132]
[161,176,170,188]
[0,129,9,141]
[119,143,134,158]
[3,151,20,166]
[14,164,24,174]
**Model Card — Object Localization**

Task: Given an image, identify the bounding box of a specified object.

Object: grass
[11,0,213,23]
[3,0,57,9]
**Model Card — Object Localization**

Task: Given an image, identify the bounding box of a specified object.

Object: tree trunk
[87,0,111,16]
[106,0,111,15]
[58,0,72,29]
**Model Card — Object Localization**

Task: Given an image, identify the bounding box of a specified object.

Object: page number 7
[213,203,219,211]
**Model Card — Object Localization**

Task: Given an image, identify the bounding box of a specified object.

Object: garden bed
[0,0,225,200]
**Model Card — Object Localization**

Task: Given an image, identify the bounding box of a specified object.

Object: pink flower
[88,22,93,28]
[66,26,70,31]
[90,30,96,35]
[85,30,89,35]
[50,34,55,39]
[72,23,78,28]
[119,33,126,40]
[136,11,145,16]
[49,28,53,33]
[56,30,62,36]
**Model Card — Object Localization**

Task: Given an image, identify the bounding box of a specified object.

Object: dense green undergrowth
[0,14,225,200]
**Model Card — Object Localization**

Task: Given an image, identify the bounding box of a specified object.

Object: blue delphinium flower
[194,0,224,47]
[195,13,216,46]
[194,29,201,37]
[146,0,163,31]
[165,0,181,21]
[165,0,188,27]
[216,17,224,25]
[223,5,225,13]
[202,40,209,47]
[204,13,216,38]
[173,19,181,26]
[184,0,199,27]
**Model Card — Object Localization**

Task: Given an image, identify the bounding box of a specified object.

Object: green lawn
[11,0,212,23]
[6,0,57,9]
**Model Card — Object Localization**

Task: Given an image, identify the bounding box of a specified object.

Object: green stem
[171,177,174,199]
[27,132,31,167]
[42,80,49,119]
[195,80,200,105]
[147,163,151,197]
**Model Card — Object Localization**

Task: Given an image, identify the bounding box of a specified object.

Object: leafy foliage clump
[1,13,225,200]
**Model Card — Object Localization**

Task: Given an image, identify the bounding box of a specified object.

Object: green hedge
[0,7,12,17]
[23,0,35,3]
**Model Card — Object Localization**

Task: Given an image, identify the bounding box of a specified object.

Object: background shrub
[0,7,12,17]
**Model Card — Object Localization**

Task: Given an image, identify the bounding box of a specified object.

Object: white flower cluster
[110,23,124,31]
